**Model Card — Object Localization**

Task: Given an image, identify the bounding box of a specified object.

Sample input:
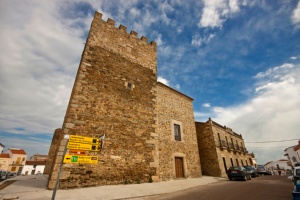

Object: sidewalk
[0,175,226,200]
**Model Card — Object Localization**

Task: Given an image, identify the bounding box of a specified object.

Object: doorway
[223,157,228,174]
[175,157,184,178]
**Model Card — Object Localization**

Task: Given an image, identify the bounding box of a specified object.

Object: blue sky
[1,0,300,165]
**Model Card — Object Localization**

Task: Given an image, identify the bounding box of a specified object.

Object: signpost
[67,142,101,151]
[69,150,87,156]
[63,155,98,164]
[69,135,100,144]
[52,134,105,200]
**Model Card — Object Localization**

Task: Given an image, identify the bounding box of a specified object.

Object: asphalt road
[144,175,294,200]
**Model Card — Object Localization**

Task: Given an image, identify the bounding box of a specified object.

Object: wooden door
[175,157,184,178]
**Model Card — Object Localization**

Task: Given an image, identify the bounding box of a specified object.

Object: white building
[265,159,292,175]
[22,160,46,175]
[284,140,300,168]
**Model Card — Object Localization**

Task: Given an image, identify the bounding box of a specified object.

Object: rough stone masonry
[47,11,201,189]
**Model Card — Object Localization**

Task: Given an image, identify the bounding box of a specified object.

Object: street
[144,175,294,200]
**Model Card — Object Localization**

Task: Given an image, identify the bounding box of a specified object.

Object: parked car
[257,165,272,175]
[292,166,300,186]
[0,170,7,180]
[227,166,252,181]
[244,165,259,178]
[8,172,16,178]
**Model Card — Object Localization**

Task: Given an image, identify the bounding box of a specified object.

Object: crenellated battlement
[87,11,157,73]
[94,11,156,47]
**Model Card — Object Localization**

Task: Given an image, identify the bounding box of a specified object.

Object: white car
[292,166,300,186]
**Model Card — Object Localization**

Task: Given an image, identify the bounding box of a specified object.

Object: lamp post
[51,134,69,200]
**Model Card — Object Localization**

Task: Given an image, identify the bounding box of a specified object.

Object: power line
[245,139,299,143]
[246,146,287,148]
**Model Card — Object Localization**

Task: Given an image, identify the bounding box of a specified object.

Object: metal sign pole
[51,134,69,200]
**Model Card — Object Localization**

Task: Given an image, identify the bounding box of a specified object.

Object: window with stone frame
[171,120,183,142]
[174,124,181,141]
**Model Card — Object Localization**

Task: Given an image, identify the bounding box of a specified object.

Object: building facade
[29,154,48,161]
[0,153,10,171]
[265,159,292,175]
[284,140,300,168]
[157,83,201,180]
[47,12,201,189]
[0,148,27,174]
[22,160,46,175]
[195,118,255,178]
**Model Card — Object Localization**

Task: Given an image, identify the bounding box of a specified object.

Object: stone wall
[196,118,256,178]
[48,11,158,189]
[195,121,220,176]
[157,83,201,180]
[44,128,61,175]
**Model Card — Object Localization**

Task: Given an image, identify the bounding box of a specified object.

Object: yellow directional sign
[67,142,101,151]
[69,135,100,144]
[63,155,98,164]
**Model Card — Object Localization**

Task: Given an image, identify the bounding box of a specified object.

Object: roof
[0,154,10,158]
[284,145,297,151]
[0,143,4,147]
[25,160,46,165]
[294,141,300,151]
[9,148,27,155]
[205,118,243,139]
[157,82,194,101]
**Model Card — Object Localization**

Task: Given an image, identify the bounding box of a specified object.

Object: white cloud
[202,103,211,108]
[175,84,180,90]
[129,7,141,18]
[290,55,300,60]
[191,33,215,46]
[213,106,226,113]
[291,1,300,25]
[194,111,211,122]
[229,0,240,13]
[211,63,300,164]
[0,1,90,137]
[158,1,174,25]
[254,63,294,79]
[199,0,243,28]
[155,34,164,46]
[158,76,170,86]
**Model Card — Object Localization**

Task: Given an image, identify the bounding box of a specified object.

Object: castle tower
[47,11,158,189]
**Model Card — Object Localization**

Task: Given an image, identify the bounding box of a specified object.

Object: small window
[127,83,132,89]
[125,82,134,90]
[174,124,181,141]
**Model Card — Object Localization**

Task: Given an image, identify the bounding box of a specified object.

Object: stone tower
[47,11,158,189]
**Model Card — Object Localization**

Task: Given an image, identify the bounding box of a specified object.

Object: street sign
[69,135,100,144]
[67,142,101,151]
[63,155,98,164]
[69,150,87,156]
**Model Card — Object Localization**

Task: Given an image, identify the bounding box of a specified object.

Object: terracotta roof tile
[25,160,46,165]
[0,153,10,158]
[9,149,27,155]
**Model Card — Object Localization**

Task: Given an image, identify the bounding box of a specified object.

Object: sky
[0,0,300,165]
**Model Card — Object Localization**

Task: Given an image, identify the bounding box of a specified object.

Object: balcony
[240,147,248,154]
[233,144,240,152]
[220,140,227,150]
[9,162,25,167]
[227,143,234,151]
[216,140,228,150]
